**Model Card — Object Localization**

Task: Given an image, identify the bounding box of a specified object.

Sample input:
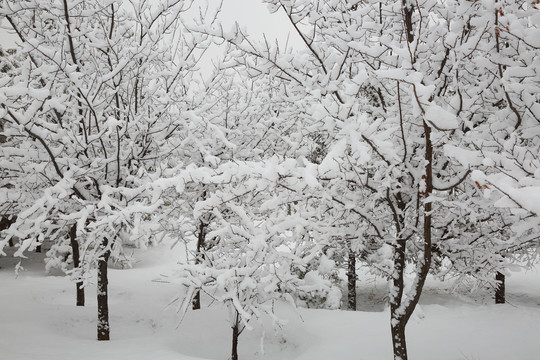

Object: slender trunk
[347,240,357,311]
[36,237,41,253]
[192,289,201,310]
[69,224,84,306]
[495,271,505,304]
[403,0,414,43]
[97,237,111,341]
[1,216,16,247]
[391,321,407,360]
[390,238,407,360]
[231,311,240,360]
[389,121,434,360]
[192,219,206,310]
[389,2,434,359]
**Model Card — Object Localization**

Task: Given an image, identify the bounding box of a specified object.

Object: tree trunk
[69,224,84,306]
[1,216,15,247]
[388,3,433,359]
[192,289,201,310]
[495,271,505,304]
[231,311,240,360]
[391,320,408,360]
[388,110,434,360]
[97,237,111,341]
[347,240,357,311]
[192,219,206,310]
[390,237,408,360]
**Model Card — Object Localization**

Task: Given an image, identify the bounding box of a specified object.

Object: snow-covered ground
[2,243,540,360]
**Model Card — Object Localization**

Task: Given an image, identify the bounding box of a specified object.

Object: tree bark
[192,288,201,310]
[69,224,84,306]
[35,238,41,253]
[347,240,357,311]
[389,119,434,360]
[192,219,206,310]
[97,237,111,341]
[391,321,408,360]
[231,311,240,360]
[403,0,415,43]
[495,271,505,304]
[388,2,434,359]
[1,216,15,247]
[390,238,408,360]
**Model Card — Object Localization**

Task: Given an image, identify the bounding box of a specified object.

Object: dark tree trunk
[347,240,357,311]
[192,290,201,310]
[97,237,111,341]
[69,224,84,306]
[1,216,15,247]
[35,238,41,253]
[192,219,206,310]
[231,311,240,360]
[495,271,505,304]
[391,321,408,360]
[403,0,415,43]
[389,115,434,360]
[387,3,435,359]
[390,238,408,360]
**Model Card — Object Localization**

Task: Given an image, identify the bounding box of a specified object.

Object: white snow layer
[424,104,459,131]
[1,241,540,360]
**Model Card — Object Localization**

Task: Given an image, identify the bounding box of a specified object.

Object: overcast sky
[219,0,298,44]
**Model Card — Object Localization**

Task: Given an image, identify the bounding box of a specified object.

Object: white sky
[195,0,303,73]
[218,0,299,44]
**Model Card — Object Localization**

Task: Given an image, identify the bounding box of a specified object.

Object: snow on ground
[1,243,540,360]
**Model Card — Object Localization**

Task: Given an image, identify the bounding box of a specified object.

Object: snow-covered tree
[164,157,341,360]
[189,1,539,359]
[0,0,212,340]
[463,0,540,289]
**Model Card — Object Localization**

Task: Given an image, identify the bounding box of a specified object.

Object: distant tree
[0,46,19,248]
